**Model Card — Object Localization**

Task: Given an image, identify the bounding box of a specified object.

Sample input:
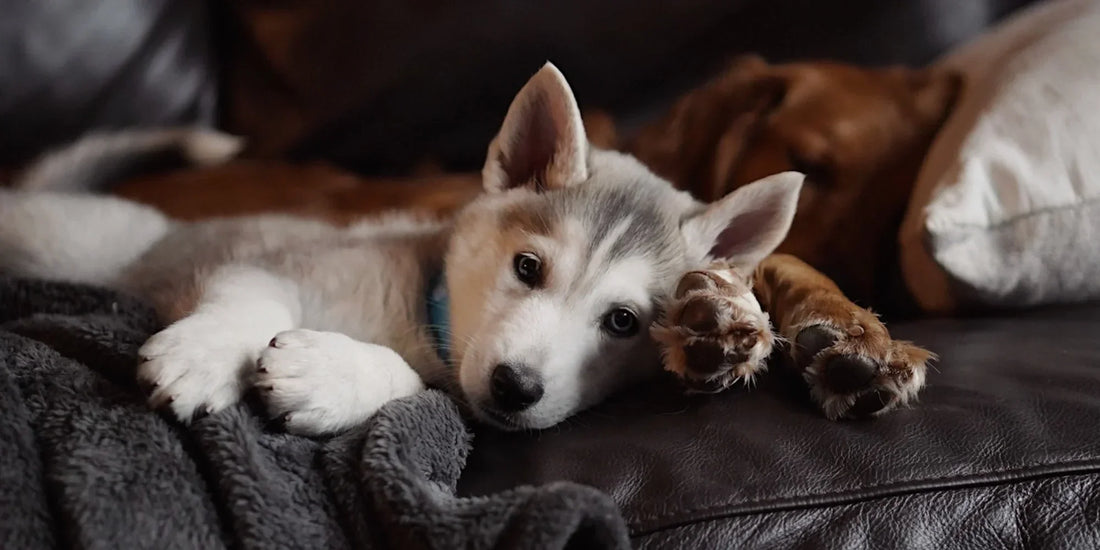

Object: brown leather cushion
[458,303,1100,548]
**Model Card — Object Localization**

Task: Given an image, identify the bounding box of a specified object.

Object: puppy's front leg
[754,254,935,419]
[256,330,424,435]
[138,266,301,422]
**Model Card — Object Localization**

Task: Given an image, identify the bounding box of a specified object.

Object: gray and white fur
[0,64,803,434]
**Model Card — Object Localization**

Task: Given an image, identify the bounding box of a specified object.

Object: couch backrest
[1,0,1037,173]
[0,0,217,167]
[219,0,1038,174]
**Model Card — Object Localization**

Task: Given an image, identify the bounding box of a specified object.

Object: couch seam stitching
[626,459,1100,535]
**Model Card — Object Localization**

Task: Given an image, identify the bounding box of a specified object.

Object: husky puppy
[0,64,802,434]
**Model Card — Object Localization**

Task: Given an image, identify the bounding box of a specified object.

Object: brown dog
[631,56,958,418]
[631,55,961,308]
[111,160,482,224]
[104,56,957,419]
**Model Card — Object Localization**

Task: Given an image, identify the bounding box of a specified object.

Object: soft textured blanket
[0,277,629,549]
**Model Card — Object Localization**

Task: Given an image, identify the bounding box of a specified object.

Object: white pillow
[899,0,1100,312]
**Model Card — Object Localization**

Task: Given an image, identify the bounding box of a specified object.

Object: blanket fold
[0,277,630,550]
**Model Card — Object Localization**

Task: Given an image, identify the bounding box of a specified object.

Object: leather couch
[462,303,1100,547]
[9,1,1100,548]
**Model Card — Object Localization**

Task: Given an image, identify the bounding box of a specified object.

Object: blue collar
[426,271,451,366]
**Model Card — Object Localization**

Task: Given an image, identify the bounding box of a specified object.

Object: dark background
[1,0,1037,173]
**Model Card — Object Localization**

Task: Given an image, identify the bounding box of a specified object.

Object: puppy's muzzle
[490,363,544,411]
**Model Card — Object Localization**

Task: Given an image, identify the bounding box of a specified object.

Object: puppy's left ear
[682,171,803,270]
[483,62,589,193]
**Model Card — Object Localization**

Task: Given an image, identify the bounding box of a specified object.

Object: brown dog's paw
[793,317,935,420]
[651,266,775,393]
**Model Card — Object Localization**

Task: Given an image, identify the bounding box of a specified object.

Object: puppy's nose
[490,363,544,412]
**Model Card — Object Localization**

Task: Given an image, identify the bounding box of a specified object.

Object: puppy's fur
[0,64,804,433]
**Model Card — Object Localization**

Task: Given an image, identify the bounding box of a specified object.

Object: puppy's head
[631,56,961,302]
[445,63,802,430]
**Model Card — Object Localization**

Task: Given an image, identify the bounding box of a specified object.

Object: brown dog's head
[630,56,961,305]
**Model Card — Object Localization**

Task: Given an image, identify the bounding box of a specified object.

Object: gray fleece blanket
[0,277,630,549]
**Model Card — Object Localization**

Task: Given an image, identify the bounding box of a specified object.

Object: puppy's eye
[602,308,639,338]
[513,252,542,287]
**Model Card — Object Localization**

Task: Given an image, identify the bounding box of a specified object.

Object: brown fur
[629,58,955,417]
[113,160,483,224]
[630,55,961,306]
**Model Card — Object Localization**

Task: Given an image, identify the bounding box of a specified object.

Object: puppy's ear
[483,62,589,193]
[681,172,803,270]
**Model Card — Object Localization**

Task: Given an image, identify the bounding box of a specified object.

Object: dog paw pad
[798,320,935,420]
[652,265,774,393]
[821,355,877,394]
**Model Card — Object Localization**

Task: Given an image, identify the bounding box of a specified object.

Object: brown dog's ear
[681,171,804,270]
[724,53,770,74]
[890,67,964,128]
[483,63,589,193]
[630,55,786,201]
[914,69,964,127]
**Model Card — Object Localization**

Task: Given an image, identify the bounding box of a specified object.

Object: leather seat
[459,303,1100,548]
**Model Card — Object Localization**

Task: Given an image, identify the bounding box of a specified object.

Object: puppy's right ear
[482,63,589,193]
[681,171,803,271]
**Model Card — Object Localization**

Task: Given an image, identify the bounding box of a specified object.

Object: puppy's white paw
[137,313,262,422]
[256,329,424,436]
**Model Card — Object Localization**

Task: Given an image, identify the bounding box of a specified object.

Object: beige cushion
[900,0,1100,312]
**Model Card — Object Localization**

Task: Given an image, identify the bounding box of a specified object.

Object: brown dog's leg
[753,254,935,419]
[651,261,775,393]
[655,254,934,419]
